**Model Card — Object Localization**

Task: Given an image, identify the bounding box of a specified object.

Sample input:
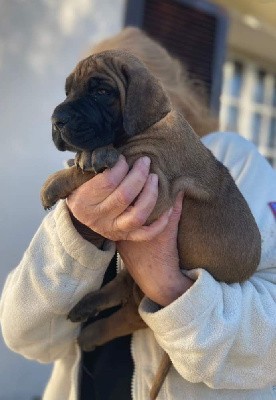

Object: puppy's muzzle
[51,109,71,151]
[52,109,71,130]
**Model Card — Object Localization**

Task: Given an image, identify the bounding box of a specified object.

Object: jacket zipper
[116,251,121,274]
[130,335,136,400]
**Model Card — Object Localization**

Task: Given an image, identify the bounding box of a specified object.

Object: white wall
[0,1,125,398]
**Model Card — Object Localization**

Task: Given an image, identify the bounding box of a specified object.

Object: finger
[125,208,173,242]
[98,156,151,218]
[68,155,129,206]
[115,173,159,231]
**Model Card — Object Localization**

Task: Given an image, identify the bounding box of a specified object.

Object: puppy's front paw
[75,151,94,171]
[41,170,68,209]
[41,166,95,210]
[75,147,120,174]
[92,146,120,173]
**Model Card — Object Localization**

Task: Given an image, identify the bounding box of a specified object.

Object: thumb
[166,191,184,230]
[159,191,184,243]
[170,192,184,224]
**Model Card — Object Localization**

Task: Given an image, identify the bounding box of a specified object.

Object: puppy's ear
[122,63,171,136]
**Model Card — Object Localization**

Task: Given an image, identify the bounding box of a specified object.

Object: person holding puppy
[1,28,276,400]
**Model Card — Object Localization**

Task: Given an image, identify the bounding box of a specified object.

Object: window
[125,0,228,112]
[220,58,276,168]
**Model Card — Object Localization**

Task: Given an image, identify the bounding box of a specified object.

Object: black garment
[80,255,134,400]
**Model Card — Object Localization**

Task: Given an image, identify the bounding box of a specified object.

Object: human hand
[117,192,193,307]
[67,155,172,242]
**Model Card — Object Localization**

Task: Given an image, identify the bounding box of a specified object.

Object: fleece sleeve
[140,132,276,390]
[0,201,116,363]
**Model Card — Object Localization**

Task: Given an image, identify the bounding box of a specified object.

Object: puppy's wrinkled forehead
[71,50,139,92]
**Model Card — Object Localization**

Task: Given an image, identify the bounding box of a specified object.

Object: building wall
[0,1,125,399]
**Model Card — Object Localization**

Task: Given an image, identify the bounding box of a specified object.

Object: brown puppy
[41,50,261,399]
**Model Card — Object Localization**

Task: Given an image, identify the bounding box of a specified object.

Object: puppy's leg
[78,299,146,352]
[68,269,134,323]
[41,146,119,209]
[41,166,94,209]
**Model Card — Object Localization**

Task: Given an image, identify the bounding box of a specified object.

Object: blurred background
[0,0,275,398]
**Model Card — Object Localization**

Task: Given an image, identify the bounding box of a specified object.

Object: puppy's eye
[97,88,108,95]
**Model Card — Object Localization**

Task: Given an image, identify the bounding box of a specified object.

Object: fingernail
[139,156,151,168]
[118,154,126,162]
[149,173,158,185]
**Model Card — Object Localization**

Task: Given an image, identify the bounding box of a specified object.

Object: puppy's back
[121,111,261,283]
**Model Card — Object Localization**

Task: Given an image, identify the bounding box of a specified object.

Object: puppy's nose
[51,110,70,129]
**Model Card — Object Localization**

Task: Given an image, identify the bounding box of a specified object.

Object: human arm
[0,198,115,363]
[0,154,171,363]
[116,191,194,306]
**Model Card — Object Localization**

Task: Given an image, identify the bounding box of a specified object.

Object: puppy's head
[52,50,171,152]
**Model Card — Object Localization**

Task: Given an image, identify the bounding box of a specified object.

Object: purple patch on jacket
[269,202,276,219]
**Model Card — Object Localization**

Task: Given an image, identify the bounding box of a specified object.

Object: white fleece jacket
[1,132,276,400]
